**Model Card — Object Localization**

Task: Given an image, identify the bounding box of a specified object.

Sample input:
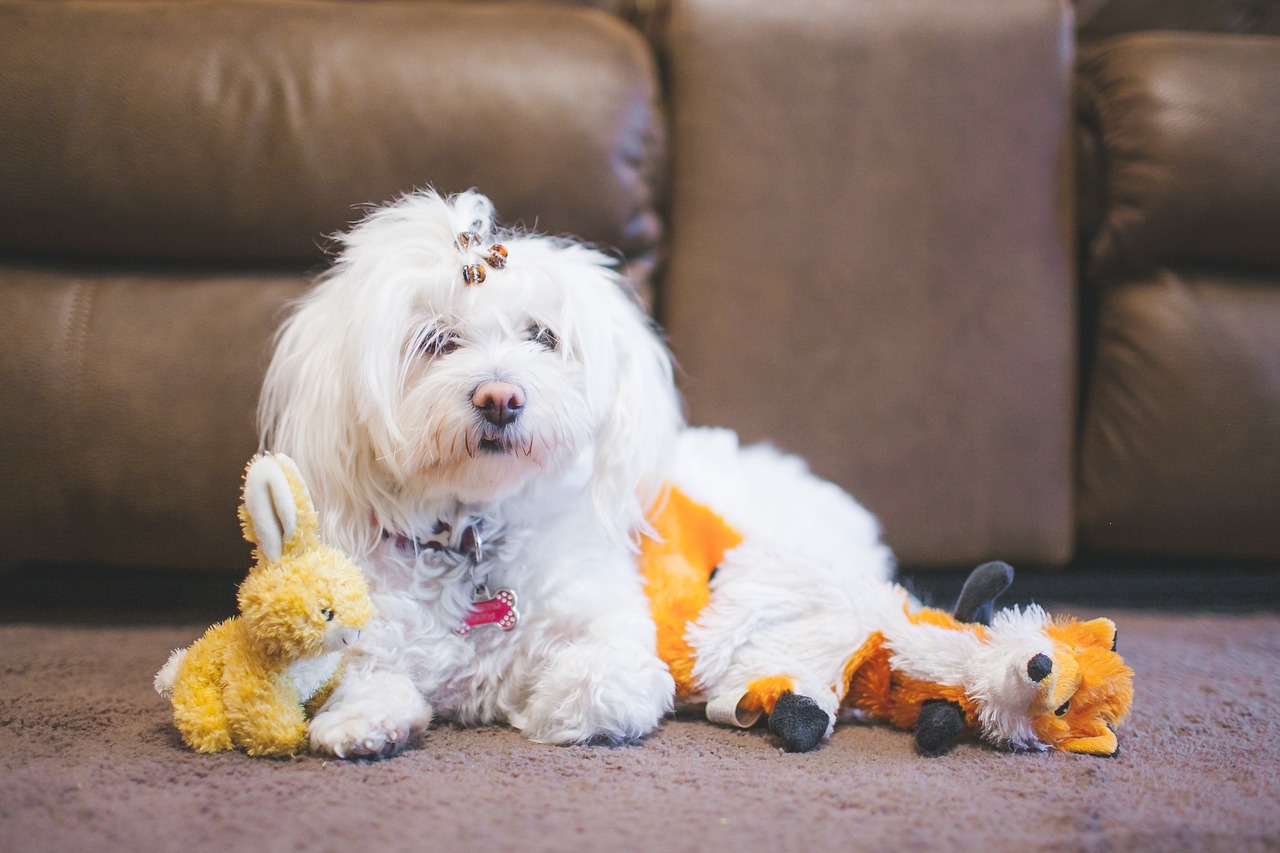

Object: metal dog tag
[455,586,519,637]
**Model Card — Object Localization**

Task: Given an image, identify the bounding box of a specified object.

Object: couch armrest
[663,0,1075,566]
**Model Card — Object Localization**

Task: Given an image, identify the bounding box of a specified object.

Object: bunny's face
[237,552,373,660]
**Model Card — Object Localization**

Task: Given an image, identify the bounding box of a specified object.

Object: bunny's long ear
[239,453,318,563]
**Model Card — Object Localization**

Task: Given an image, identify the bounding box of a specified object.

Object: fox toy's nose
[472,380,525,427]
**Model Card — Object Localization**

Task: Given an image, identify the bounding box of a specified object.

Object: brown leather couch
[1,0,1276,575]
[1075,23,1280,561]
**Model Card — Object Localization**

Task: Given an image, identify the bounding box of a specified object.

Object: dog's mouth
[471,428,536,458]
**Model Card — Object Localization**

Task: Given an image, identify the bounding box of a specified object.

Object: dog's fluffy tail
[153,647,187,699]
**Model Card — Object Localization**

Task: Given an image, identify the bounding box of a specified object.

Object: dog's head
[260,190,681,552]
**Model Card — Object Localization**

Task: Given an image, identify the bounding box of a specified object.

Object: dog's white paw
[515,644,674,745]
[309,673,431,760]
[309,707,415,759]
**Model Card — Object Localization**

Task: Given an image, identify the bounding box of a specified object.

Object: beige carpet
[3,601,1280,851]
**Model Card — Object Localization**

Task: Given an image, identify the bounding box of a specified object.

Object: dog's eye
[419,330,459,357]
[529,324,559,352]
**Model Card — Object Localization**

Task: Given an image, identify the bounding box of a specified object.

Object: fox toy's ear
[1049,616,1119,653]
[1060,725,1119,757]
[953,561,1014,626]
[242,455,295,563]
[1080,618,1119,652]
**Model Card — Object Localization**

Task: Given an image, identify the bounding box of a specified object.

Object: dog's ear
[258,271,380,557]
[589,277,684,548]
[511,235,683,547]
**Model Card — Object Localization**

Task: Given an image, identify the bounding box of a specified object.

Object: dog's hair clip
[485,244,507,270]
[457,232,508,285]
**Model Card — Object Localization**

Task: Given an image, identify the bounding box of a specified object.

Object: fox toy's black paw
[916,699,966,756]
[768,692,830,753]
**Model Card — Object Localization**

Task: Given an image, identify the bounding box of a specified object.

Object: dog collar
[381,518,484,564]
[380,517,520,638]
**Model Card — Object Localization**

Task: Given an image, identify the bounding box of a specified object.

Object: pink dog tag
[455,588,519,637]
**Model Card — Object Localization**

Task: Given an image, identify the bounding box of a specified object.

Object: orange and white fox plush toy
[643,429,1134,756]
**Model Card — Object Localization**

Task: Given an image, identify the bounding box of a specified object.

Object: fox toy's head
[967,605,1133,757]
[1023,616,1134,756]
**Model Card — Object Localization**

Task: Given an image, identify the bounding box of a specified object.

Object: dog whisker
[436,422,452,459]
[376,434,413,464]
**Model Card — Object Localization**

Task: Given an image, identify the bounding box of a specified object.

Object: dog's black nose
[472,380,525,427]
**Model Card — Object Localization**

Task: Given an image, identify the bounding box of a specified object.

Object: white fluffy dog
[259,189,683,757]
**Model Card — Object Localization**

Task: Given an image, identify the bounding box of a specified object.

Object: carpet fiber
[3,586,1279,851]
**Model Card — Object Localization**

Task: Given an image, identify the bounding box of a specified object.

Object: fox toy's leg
[768,691,833,753]
[690,579,863,752]
[706,672,839,753]
[899,561,1014,756]
[916,699,967,755]
[684,538,884,753]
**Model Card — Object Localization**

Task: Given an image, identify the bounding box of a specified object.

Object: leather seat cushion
[1078,270,1280,558]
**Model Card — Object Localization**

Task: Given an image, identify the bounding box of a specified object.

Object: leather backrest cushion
[1078,32,1280,276]
[0,0,665,264]
[1076,0,1280,40]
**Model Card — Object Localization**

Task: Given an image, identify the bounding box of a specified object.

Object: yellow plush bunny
[154,453,373,756]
